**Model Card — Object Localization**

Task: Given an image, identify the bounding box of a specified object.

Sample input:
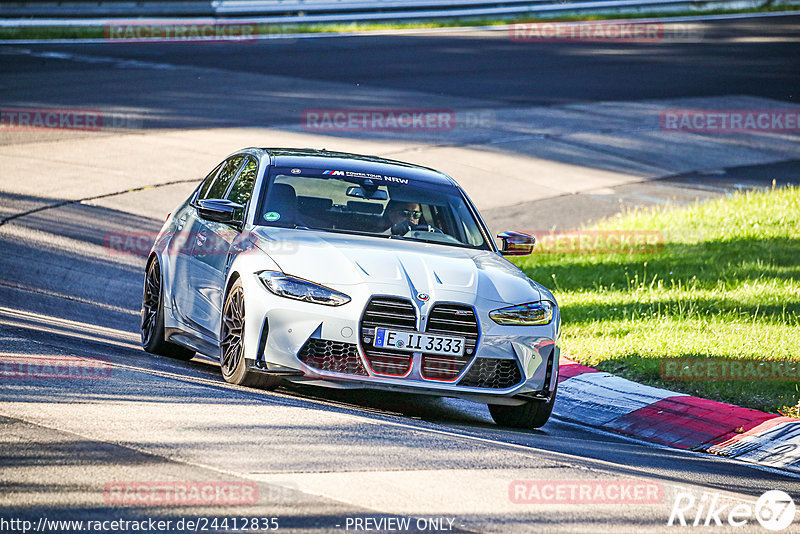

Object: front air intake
[459,358,523,389]
[422,303,479,380]
[297,338,368,376]
[360,297,417,376]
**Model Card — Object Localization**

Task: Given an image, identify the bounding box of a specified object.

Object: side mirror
[497,231,535,256]
[197,199,244,228]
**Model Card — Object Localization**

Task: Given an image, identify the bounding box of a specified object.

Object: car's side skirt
[165,327,219,358]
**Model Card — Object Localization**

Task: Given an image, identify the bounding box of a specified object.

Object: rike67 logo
[668,490,795,531]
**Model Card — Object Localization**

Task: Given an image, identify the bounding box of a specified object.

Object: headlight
[258,272,350,306]
[489,301,554,325]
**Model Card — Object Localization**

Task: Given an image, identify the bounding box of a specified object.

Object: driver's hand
[391,221,413,235]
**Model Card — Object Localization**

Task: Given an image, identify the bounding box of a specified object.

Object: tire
[220,279,282,390]
[141,257,195,361]
[488,385,557,429]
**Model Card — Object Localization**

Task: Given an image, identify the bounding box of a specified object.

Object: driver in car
[383,201,424,235]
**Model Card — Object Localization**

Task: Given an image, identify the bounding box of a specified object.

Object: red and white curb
[555,357,800,474]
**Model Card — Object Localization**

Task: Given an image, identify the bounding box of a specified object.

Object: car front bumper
[241,273,560,404]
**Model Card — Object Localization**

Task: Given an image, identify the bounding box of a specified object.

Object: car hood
[249,227,543,305]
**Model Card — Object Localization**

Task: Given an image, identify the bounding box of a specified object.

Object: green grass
[512,185,800,415]
[1,4,799,41]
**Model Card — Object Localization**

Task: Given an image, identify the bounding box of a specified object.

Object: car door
[189,155,258,339]
[170,160,224,329]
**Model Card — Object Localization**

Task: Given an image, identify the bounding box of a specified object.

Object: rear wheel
[141,258,195,360]
[220,279,281,390]
[488,386,556,429]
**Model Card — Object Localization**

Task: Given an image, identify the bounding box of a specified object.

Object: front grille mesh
[360,297,416,376]
[297,338,368,376]
[422,304,479,380]
[459,358,523,389]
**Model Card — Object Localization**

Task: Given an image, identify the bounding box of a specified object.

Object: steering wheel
[391,222,444,235]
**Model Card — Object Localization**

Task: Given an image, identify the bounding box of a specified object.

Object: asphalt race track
[1,14,800,533]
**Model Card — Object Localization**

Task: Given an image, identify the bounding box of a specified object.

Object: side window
[203,156,244,200]
[196,161,224,200]
[226,157,258,216]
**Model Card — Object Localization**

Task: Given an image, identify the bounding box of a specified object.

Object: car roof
[247,148,458,187]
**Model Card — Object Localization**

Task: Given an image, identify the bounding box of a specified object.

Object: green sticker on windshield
[264,212,281,222]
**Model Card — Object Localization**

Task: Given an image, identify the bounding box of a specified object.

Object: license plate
[373,328,465,356]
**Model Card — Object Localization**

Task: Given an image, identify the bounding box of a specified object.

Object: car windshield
[256,166,489,249]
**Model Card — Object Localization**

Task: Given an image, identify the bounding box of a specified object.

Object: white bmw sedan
[141,148,560,428]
